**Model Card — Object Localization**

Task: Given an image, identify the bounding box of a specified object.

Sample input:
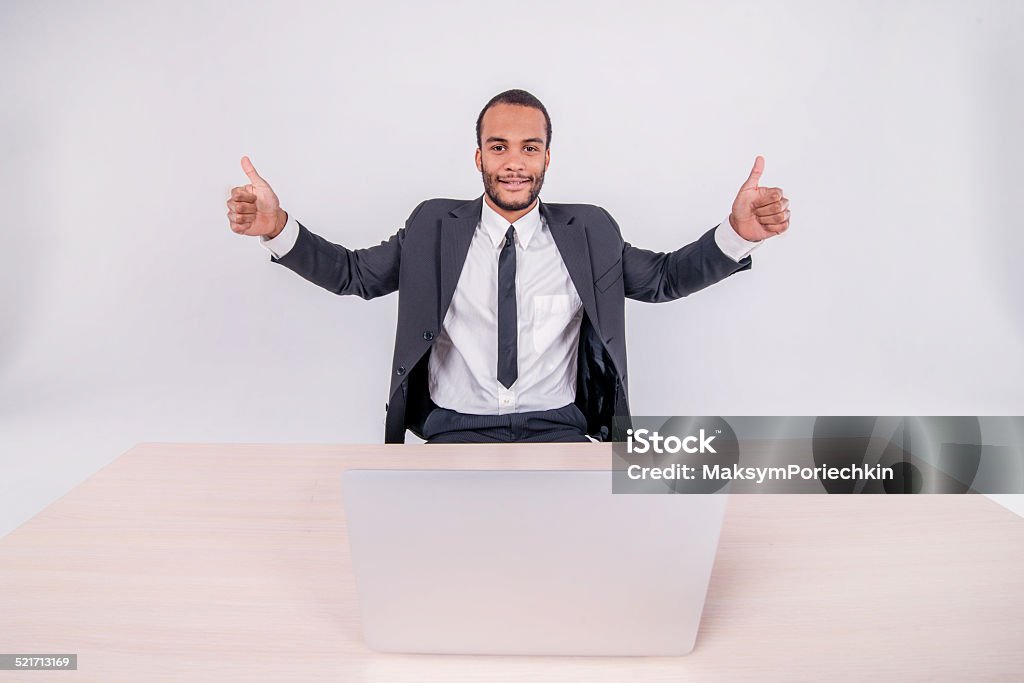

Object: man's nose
[504,150,526,171]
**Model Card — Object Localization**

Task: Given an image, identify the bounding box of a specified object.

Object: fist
[226,156,287,238]
[729,156,790,242]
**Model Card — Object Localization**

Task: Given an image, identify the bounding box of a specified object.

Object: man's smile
[499,177,531,191]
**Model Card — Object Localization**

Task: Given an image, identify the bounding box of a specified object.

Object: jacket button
[396,366,406,376]
[423,331,434,341]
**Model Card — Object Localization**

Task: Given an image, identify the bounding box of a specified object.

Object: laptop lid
[342,469,728,656]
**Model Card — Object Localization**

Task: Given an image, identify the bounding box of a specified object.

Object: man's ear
[475,148,482,172]
[545,148,550,170]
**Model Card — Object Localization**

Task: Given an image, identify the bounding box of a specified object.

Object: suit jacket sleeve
[268,201,428,300]
[600,207,752,303]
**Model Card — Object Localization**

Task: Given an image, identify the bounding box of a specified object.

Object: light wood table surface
[1,442,1022,682]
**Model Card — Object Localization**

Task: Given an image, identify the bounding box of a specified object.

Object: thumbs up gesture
[226,156,287,238]
[728,156,790,242]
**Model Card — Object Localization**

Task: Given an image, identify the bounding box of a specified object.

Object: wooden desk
[1,443,1022,682]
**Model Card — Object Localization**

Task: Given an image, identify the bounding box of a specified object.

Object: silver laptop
[341,469,729,656]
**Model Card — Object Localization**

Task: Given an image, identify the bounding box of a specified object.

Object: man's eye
[492,145,505,152]
[525,146,537,152]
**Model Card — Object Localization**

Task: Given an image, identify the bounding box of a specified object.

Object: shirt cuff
[260,213,299,258]
[714,216,762,262]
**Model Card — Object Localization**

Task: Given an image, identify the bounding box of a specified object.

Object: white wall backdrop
[2,0,1022,537]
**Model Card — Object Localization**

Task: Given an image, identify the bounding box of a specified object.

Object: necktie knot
[504,225,515,247]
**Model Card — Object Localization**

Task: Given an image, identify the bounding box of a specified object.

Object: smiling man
[226,89,791,443]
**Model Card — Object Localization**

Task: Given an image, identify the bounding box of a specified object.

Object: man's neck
[484,194,539,225]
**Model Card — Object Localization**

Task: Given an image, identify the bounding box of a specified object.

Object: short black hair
[476,89,552,149]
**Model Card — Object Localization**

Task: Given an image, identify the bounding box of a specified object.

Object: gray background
[2,0,1022,537]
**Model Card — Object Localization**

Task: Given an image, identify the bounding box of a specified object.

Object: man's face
[475,103,551,213]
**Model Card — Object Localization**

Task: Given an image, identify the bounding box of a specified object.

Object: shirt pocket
[532,294,578,354]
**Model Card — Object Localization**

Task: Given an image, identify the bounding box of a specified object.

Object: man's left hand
[729,156,790,241]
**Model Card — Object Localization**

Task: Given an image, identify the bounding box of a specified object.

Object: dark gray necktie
[497,225,518,389]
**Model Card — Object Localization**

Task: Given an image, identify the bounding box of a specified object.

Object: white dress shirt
[261,200,760,415]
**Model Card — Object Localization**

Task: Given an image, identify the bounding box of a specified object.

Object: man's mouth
[499,177,531,190]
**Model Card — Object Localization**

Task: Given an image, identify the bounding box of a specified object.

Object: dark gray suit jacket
[269,196,751,442]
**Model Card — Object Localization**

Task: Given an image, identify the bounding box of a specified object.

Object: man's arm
[262,203,426,300]
[226,155,427,300]
[604,208,754,303]
[612,155,791,303]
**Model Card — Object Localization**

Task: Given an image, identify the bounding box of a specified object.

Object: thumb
[739,155,765,191]
[240,155,267,185]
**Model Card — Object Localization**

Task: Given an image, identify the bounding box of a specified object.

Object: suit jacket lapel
[439,196,482,324]
[542,202,600,334]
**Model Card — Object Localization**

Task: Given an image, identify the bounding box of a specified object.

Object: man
[226,89,790,444]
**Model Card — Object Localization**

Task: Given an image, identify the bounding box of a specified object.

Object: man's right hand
[227,156,287,239]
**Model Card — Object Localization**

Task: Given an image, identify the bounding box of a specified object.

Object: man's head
[475,89,552,215]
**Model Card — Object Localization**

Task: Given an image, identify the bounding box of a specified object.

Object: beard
[481,166,546,212]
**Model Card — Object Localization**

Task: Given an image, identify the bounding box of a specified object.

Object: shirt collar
[480,196,543,249]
